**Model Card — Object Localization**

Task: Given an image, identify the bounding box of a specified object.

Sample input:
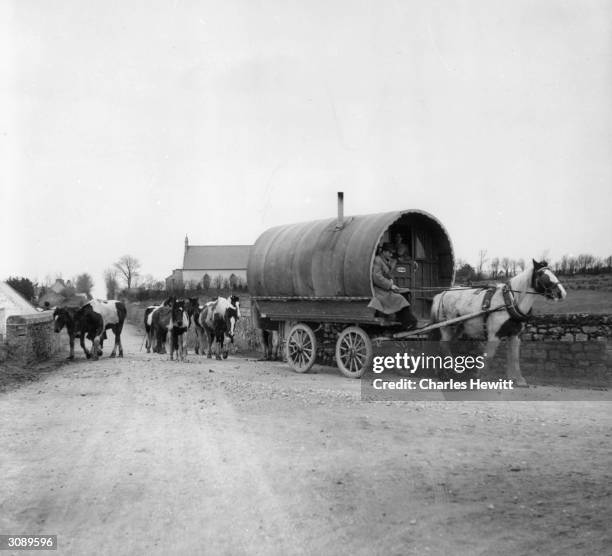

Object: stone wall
[3,312,62,364]
[490,314,612,385]
[523,314,611,341]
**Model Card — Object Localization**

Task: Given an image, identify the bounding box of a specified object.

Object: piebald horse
[430,260,566,386]
[148,298,190,361]
[53,300,126,360]
[198,295,241,359]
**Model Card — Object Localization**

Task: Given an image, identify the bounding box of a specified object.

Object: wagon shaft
[391,306,506,339]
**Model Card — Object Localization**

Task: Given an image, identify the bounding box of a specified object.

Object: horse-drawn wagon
[247,202,455,378]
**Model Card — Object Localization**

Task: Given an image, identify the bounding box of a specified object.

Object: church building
[166,236,251,290]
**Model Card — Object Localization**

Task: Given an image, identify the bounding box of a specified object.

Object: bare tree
[140,274,157,289]
[476,249,488,280]
[114,255,141,290]
[104,268,119,299]
[500,257,511,278]
[202,274,211,291]
[490,257,500,279]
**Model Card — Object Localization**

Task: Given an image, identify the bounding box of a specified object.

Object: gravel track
[1,324,610,555]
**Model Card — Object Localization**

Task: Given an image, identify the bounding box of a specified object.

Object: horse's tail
[428,292,444,341]
[430,291,445,323]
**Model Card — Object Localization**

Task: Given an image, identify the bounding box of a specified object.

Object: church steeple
[184,235,189,250]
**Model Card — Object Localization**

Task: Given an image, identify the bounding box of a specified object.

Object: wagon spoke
[352,352,365,366]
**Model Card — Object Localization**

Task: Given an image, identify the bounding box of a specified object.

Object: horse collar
[503,283,531,322]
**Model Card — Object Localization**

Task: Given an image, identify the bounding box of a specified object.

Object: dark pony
[53,300,126,360]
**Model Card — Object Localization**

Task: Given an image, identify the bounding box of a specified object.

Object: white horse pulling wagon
[248,197,566,385]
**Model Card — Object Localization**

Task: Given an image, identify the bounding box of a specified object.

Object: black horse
[53,300,126,360]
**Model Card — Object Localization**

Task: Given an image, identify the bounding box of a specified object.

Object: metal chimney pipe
[337,191,344,229]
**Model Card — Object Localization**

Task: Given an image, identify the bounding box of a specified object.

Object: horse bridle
[532,266,561,298]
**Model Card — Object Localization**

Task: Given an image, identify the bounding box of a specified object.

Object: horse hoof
[110,353,116,358]
[119,353,123,358]
[216,355,222,360]
[207,354,212,359]
[67,355,74,361]
[513,379,529,388]
[222,353,229,360]
[86,353,92,360]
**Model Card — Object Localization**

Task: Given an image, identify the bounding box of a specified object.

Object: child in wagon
[368,242,418,331]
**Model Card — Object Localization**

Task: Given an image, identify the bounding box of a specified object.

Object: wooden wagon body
[247,209,455,377]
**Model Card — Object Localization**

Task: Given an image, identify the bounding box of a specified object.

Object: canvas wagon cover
[247,210,454,299]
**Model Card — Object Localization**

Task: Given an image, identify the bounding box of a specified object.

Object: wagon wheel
[285,323,317,373]
[335,326,373,379]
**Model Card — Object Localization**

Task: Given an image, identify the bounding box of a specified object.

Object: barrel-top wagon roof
[247,209,454,299]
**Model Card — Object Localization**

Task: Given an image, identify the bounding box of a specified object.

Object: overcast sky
[1,0,611,297]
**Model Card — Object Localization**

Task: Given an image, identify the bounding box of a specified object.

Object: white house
[0,281,39,339]
[166,236,251,289]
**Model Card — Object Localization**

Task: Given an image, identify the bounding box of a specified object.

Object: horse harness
[476,282,532,339]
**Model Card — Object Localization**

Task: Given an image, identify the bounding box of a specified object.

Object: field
[533,288,612,314]
[463,273,612,315]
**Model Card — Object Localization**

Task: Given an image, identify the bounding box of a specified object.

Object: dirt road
[1,324,611,555]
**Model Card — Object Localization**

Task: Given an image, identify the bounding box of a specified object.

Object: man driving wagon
[368,242,418,331]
